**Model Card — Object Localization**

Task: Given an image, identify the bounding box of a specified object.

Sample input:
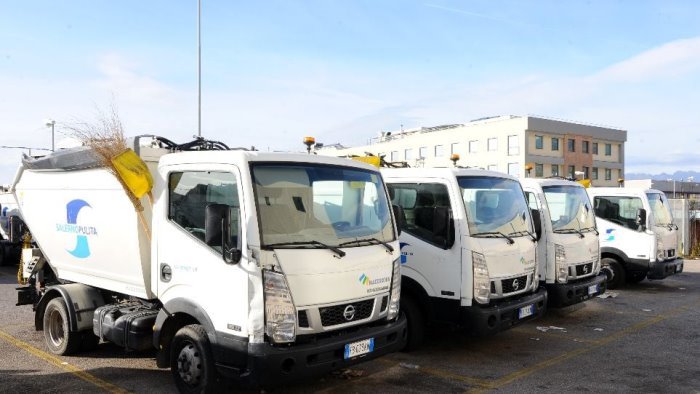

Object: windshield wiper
[581,226,599,235]
[552,228,585,238]
[338,237,394,252]
[264,240,346,258]
[509,230,537,242]
[472,231,515,245]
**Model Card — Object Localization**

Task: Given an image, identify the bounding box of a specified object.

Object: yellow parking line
[465,302,694,394]
[0,329,130,394]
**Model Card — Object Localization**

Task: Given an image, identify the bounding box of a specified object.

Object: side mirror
[392,204,406,236]
[530,208,542,241]
[205,204,242,264]
[636,208,647,232]
[433,206,455,249]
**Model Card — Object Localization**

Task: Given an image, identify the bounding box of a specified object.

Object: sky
[1,0,700,183]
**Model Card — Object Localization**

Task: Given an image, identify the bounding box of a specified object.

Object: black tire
[602,257,626,289]
[170,324,217,394]
[43,298,81,355]
[627,271,647,284]
[80,331,100,352]
[401,296,425,352]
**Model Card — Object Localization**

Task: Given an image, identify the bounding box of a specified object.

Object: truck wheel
[43,298,81,355]
[627,271,646,284]
[401,296,425,352]
[602,257,626,289]
[170,324,216,394]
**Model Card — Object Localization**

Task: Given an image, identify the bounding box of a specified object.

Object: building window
[508,135,519,156]
[535,135,543,149]
[469,140,478,153]
[592,142,598,155]
[568,165,575,178]
[535,163,543,177]
[434,145,444,157]
[551,137,559,151]
[419,146,428,159]
[567,139,575,152]
[551,164,559,177]
[487,138,497,152]
[605,168,612,180]
[605,143,612,156]
[508,162,520,177]
[488,164,498,172]
[390,151,399,162]
[592,167,598,180]
[405,148,414,161]
[583,166,590,179]
[451,143,459,154]
[582,141,589,154]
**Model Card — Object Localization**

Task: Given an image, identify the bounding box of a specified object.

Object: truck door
[388,182,461,299]
[525,190,547,282]
[156,166,249,335]
[593,195,649,260]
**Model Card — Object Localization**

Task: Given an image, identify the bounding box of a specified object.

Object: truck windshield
[647,193,673,226]
[458,176,533,237]
[542,185,596,232]
[252,163,394,248]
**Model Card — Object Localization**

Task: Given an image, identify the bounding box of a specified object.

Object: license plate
[344,338,374,359]
[518,304,534,319]
[588,284,598,295]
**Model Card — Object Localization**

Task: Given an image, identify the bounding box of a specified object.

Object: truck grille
[297,310,309,328]
[319,299,374,327]
[501,275,528,294]
[575,263,594,276]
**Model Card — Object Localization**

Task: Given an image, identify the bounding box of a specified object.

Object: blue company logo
[399,242,413,264]
[56,199,97,258]
[605,228,615,241]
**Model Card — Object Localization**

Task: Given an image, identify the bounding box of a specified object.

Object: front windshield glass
[647,193,673,226]
[542,185,595,231]
[458,176,533,236]
[252,163,394,247]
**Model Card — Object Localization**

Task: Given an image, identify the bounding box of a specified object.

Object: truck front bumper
[217,315,407,387]
[546,273,607,308]
[647,258,684,280]
[461,287,547,336]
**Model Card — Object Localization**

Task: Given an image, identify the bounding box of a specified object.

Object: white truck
[587,187,683,288]
[13,136,406,391]
[0,189,25,266]
[520,178,606,307]
[382,168,547,349]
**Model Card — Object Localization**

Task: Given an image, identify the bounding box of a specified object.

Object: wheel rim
[177,341,202,386]
[47,309,65,348]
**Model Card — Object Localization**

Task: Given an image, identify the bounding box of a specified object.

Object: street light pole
[45,119,56,151]
[197,0,202,138]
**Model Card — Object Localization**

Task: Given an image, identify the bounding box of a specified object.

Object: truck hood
[551,232,599,264]
[268,244,397,307]
[469,237,537,278]
[654,226,679,254]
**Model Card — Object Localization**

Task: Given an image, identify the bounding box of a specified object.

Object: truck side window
[168,171,239,251]
[526,192,539,210]
[387,183,453,249]
[593,196,642,230]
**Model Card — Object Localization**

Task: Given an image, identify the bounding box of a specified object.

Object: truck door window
[526,192,539,210]
[168,171,239,251]
[387,183,453,249]
[593,196,643,230]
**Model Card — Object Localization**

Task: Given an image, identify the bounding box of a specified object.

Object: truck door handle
[160,263,172,282]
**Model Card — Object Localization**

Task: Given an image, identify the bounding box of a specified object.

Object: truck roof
[157,150,381,172]
[380,167,518,181]
[520,178,583,188]
[587,187,664,196]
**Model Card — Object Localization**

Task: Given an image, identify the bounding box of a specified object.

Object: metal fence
[669,199,700,256]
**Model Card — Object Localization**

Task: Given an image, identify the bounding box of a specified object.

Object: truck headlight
[656,234,664,262]
[555,244,568,283]
[263,270,296,343]
[472,252,490,304]
[387,258,401,321]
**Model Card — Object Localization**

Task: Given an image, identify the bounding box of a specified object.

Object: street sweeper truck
[12,135,406,392]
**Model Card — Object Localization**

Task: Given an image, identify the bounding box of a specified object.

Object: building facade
[318,115,627,187]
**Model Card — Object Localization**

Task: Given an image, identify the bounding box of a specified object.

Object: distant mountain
[625,170,700,181]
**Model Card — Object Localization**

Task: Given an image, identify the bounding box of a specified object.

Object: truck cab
[520,178,606,307]
[586,187,683,288]
[382,168,547,349]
